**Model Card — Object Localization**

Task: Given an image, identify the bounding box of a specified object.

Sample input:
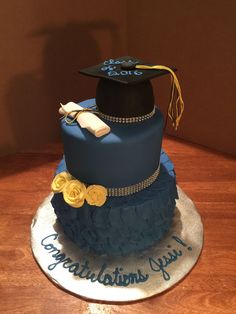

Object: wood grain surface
[0,136,235,314]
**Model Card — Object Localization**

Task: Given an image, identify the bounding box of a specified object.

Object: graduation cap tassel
[136,65,184,130]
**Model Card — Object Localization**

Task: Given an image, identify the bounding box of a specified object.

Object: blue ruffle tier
[51,150,178,256]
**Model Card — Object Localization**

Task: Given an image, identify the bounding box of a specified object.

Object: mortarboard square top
[78,56,181,122]
[79,56,174,85]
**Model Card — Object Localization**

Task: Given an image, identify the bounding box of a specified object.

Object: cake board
[31,186,203,302]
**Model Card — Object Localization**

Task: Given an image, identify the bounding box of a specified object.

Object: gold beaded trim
[107,164,160,197]
[98,107,156,123]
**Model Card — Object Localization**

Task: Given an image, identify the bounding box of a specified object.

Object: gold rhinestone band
[98,107,156,123]
[107,164,160,197]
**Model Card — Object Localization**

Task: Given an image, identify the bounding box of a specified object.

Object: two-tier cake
[50,56,184,256]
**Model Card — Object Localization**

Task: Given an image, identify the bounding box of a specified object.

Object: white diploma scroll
[59,102,110,137]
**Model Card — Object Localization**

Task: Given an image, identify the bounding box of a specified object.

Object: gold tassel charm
[136,65,184,130]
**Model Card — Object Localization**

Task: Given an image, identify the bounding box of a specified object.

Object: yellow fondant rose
[86,185,107,207]
[51,172,72,193]
[63,180,87,208]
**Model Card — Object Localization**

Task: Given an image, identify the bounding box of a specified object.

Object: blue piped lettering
[101,59,143,77]
[40,234,148,287]
[149,235,192,281]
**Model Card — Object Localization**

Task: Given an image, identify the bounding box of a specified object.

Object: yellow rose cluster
[51,172,107,208]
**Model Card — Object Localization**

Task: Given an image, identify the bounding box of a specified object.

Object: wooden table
[0,137,235,314]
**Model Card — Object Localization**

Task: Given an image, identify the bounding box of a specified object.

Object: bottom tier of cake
[51,151,178,256]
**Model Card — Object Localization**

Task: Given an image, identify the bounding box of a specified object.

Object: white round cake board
[31,186,203,302]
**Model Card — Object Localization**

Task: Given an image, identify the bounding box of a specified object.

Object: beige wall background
[127,0,236,155]
[0,0,127,155]
[0,0,235,155]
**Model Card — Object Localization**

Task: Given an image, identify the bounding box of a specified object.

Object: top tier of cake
[61,99,164,188]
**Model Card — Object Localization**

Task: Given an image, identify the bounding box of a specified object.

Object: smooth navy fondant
[51,151,178,256]
[62,99,164,187]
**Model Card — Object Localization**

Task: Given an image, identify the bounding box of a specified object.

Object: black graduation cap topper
[79,56,184,129]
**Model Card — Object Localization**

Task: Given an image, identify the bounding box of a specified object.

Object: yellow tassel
[136,65,184,130]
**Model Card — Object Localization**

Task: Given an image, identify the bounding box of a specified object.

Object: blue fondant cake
[51,98,178,256]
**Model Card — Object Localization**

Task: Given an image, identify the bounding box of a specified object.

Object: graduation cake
[50,56,184,256]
